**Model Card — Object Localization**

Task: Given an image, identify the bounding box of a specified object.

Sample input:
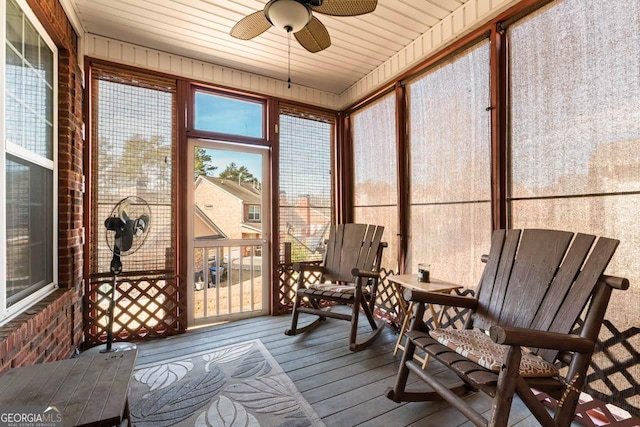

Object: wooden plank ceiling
[72,0,470,94]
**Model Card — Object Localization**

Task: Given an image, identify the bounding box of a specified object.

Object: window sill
[0,284,58,327]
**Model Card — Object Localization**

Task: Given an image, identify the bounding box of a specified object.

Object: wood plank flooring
[135,310,555,426]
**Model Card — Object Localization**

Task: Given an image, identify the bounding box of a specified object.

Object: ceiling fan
[230,0,379,53]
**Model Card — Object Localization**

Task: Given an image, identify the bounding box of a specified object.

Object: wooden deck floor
[135,310,553,426]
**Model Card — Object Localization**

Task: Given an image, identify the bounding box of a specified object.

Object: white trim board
[84,34,340,110]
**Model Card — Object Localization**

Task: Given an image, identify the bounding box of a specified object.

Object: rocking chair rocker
[285,223,387,352]
[386,229,629,427]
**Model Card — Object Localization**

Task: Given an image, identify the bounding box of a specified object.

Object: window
[352,94,398,271]
[194,90,264,139]
[248,205,260,222]
[278,105,334,263]
[1,0,57,319]
[406,40,491,288]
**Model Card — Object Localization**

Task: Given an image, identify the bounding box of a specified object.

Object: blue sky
[195,92,263,138]
[202,149,262,180]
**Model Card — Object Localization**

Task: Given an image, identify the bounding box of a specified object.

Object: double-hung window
[1,0,57,321]
[248,205,260,222]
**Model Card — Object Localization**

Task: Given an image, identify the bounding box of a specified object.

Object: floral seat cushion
[309,283,369,294]
[429,328,558,378]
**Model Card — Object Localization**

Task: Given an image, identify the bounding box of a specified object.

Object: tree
[194,147,218,178]
[118,135,172,194]
[219,162,256,183]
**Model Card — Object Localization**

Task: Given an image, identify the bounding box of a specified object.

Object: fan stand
[100,247,137,353]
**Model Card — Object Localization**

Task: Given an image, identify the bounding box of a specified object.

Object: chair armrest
[489,325,595,354]
[351,269,380,279]
[292,263,325,273]
[403,289,478,310]
[601,274,629,290]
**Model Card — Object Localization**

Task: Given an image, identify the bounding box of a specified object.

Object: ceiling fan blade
[294,17,331,53]
[230,11,272,40]
[311,0,377,17]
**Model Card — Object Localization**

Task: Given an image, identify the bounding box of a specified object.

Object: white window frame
[248,204,260,222]
[0,0,58,324]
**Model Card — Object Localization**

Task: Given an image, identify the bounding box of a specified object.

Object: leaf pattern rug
[129,339,326,427]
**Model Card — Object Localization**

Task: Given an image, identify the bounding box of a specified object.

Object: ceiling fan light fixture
[266,0,311,33]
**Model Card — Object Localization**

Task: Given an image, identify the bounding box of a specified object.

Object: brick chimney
[297,195,311,236]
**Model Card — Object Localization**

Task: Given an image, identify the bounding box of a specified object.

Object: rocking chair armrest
[350,269,380,279]
[489,325,595,354]
[601,274,629,290]
[292,263,325,273]
[403,289,478,310]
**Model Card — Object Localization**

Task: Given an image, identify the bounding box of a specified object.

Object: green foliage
[219,162,256,183]
[115,135,172,190]
[194,147,218,178]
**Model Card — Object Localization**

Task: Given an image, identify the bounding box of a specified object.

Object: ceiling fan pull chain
[287,28,292,89]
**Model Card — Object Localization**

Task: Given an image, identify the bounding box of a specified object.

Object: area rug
[129,339,325,427]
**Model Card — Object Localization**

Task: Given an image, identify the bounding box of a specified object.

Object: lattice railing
[373,268,401,327]
[571,319,640,419]
[423,287,477,330]
[275,261,323,315]
[84,271,187,346]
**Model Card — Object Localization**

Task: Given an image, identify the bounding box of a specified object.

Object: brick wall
[194,179,244,239]
[0,290,77,375]
[0,0,84,371]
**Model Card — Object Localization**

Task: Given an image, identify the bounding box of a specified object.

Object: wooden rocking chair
[386,229,629,427]
[285,223,387,352]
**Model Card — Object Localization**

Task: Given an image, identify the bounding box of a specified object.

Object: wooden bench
[0,350,137,427]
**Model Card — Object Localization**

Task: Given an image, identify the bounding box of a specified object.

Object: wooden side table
[0,350,137,427]
[388,274,462,368]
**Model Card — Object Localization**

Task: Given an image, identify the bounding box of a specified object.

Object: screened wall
[87,63,183,345]
[406,40,492,289]
[345,0,638,415]
[278,105,334,264]
[508,0,640,410]
[351,94,398,271]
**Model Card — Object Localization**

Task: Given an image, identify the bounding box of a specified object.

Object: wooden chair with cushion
[386,229,629,427]
[285,223,387,352]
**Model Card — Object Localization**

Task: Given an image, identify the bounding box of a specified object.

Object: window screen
[90,64,176,274]
[278,105,334,263]
[352,93,398,271]
[406,40,492,288]
[508,0,640,410]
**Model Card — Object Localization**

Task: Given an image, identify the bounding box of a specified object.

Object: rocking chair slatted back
[528,233,596,333]
[474,229,509,330]
[473,229,619,363]
[500,229,574,329]
[361,225,385,271]
[538,236,620,361]
[322,224,384,283]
